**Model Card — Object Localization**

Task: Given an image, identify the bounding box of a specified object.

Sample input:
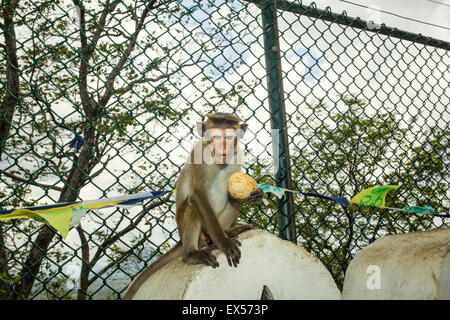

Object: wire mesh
[0,0,448,299]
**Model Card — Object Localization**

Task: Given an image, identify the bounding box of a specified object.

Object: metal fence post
[260,0,296,243]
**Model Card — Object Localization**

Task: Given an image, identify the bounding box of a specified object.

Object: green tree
[287,94,448,289]
[0,0,252,299]
[0,0,183,300]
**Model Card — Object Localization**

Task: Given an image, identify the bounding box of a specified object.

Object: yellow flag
[36,208,74,238]
[0,207,74,238]
[350,185,398,207]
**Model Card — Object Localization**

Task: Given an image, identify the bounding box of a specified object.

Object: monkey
[123,112,264,300]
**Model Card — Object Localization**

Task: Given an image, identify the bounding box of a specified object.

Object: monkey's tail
[122,242,183,300]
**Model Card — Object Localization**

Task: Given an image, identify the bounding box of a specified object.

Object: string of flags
[0,184,446,239]
[258,184,446,217]
[0,191,169,238]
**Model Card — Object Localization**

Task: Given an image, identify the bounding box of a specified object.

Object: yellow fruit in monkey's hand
[227,172,258,200]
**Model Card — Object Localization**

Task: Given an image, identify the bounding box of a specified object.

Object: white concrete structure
[342,227,450,300]
[131,229,341,299]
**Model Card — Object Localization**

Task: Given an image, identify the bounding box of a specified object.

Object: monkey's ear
[196,121,206,137]
[238,123,248,139]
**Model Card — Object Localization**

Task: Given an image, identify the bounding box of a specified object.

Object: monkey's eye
[225,135,234,141]
[213,135,222,140]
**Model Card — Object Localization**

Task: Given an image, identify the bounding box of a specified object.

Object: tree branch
[89,192,173,268]
[89,155,112,180]
[73,0,120,119]
[98,0,159,107]
[0,0,21,160]
[114,60,207,96]
[0,170,63,192]
[87,236,148,287]
[76,225,90,300]
[11,0,20,8]
[0,0,20,284]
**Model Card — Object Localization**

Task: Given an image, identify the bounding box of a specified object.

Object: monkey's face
[209,128,237,164]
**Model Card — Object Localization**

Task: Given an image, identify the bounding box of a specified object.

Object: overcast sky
[299,0,450,42]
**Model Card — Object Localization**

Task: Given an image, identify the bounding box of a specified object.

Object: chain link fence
[0,0,448,299]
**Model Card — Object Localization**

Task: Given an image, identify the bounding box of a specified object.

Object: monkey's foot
[226,224,255,239]
[184,249,219,268]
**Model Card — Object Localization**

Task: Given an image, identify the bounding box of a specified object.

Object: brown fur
[122,113,263,300]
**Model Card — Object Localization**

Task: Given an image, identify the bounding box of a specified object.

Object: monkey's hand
[246,188,264,203]
[217,237,241,267]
